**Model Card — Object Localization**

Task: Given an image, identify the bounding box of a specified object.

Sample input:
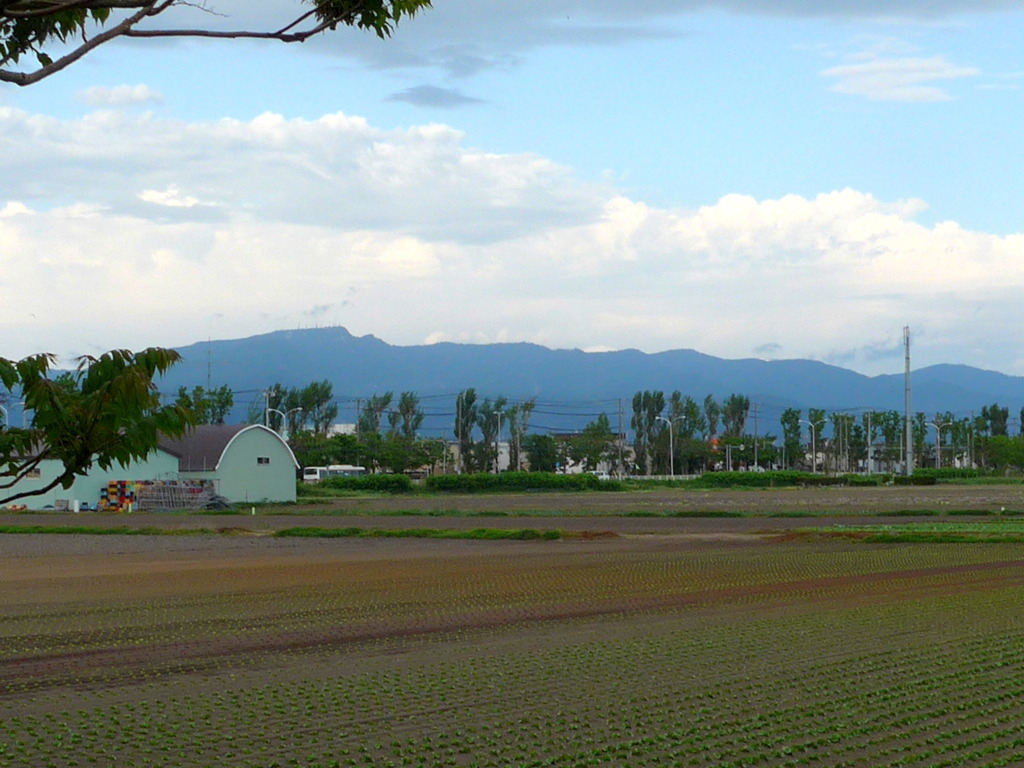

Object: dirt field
[289,483,1024,515]
[3,487,1024,767]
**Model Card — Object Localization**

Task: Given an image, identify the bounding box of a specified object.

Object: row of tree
[169,381,1024,476]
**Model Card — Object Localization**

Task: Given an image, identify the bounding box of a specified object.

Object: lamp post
[800,419,817,474]
[932,420,949,469]
[0,401,26,428]
[656,415,686,477]
[266,407,302,441]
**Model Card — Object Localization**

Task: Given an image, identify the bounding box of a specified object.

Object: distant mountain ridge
[158,327,1024,435]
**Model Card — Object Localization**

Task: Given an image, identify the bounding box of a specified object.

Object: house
[158,424,299,504]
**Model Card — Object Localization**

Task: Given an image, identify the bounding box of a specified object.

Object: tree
[523,433,557,473]
[986,435,1024,471]
[475,396,507,473]
[300,380,338,436]
[779,408,801,470]
[504,398,535,472]
[387,391,423,440]
[568,413,616,472]
[0,349,192,504]
[174,384,233,425]
[357,392,392,436]
[1,0,433,86]
[631,390,665,475]
[288,431,361,470]
[703,394,720,441]
[453,389,478,473]
[982,403,1009,437]
[721,394,750,438]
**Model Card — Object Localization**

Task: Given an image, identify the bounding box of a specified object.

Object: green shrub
[320,474,414,493]
[913,467,987,480]
[425,472,623,493]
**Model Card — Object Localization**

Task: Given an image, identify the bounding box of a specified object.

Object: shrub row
[690,471,902,488]
[912,467,987,479]
[425,471,622,493]
[320,474,414,493]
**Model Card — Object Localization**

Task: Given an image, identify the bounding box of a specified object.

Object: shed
[158,424,298,503]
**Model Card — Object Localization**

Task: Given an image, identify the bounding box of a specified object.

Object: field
[3,485,1024,767]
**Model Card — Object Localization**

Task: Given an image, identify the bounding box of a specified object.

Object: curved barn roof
[158,424,299,472]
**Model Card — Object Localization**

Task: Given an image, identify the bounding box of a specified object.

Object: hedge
[425,472,623,493]
[912,467,987,480]
[690,471,891,489]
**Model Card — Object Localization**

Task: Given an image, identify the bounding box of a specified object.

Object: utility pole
[904,326,913,476]
[865,411,873,475]
[752,402,760,470]
[456,393,462,475]
[495,410,502,474]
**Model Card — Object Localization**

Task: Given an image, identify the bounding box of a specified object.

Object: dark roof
[157,424,297,472]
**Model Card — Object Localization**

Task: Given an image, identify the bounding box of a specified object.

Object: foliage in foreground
[1,1,433,86]
[0,348,192,504]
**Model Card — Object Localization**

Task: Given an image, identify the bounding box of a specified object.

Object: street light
[800,419,817,474]
[932,419,949,469]
[266,407,302,441]
[655,415,685,477]
[0,401,27,428]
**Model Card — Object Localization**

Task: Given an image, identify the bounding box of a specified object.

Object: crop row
[3,561,1024,767]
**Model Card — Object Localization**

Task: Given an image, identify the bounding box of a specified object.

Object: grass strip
[274,526,560,540]
[796,518,1024,544]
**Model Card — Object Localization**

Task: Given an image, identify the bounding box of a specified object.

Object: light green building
[8,450,181,510]
[158,424,299,504]
[6,424,298,510]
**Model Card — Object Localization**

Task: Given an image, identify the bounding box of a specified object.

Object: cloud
[139,186,202,208]
[3,107,1024,376]
[822,55,979,101]
[75,84,163,107]
[0,107,605,244]
[387,85,485,109]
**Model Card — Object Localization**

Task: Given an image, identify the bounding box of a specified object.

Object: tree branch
[0,1,170,85]
[0,473,66,505]
[0,451,48,491]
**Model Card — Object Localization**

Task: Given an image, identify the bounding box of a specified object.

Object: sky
[2,0,1024,376]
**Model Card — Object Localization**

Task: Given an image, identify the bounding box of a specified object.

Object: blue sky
[2,1,1023,376]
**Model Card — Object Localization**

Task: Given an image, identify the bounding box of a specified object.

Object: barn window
[257,457,270,465]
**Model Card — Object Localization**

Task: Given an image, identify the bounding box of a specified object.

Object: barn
[158,424,299,504]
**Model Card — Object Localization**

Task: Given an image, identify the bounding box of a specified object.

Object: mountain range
[157,327,1024,436]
